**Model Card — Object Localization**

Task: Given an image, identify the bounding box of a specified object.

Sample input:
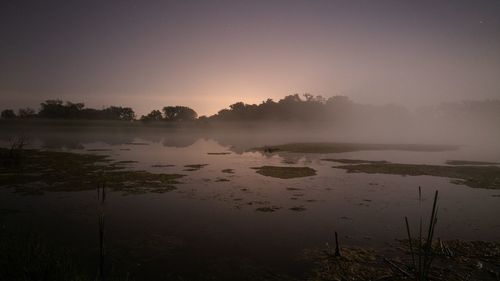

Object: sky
[1,0,499,116]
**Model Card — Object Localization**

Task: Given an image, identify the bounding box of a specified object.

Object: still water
[1,126,499,279]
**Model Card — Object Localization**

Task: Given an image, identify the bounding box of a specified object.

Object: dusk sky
[1,0,499,116]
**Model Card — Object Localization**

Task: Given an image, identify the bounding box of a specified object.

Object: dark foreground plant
[404,190,439,281]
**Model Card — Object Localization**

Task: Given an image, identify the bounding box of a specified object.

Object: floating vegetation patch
[252,166,317,179]
[183,164,208,171]
[215,177,230,182]
[207,152,231,155]
[289,206,306,212]
[446,160,500,166]
[114,160,138,164]
[125,142,149,146]
[221,169,234,174]
[335,162,500,189]
[255,206,281,212]
[151,164,175,168]
[254,142,458,154]
[0,148,184,195]
[322,158,389,164]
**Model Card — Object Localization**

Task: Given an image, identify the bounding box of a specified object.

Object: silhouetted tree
[18,108,37,118]
[37,99,135,120]
[162,106,197,121]
[38,99,65,118]
[140,110,163,122]
[1,109,16,119]
[101,106,135,121]
[211,94,334,122]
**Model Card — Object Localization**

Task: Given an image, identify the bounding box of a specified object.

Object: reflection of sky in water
[1,129,500,277]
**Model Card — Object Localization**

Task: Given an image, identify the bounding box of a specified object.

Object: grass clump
[215,177,230,182]
[335,162,500,189]
[183,164,208,171]
[289,206,306,212]
[446,160,500,166]
[151,164,175,168]
[255,206,281,212]
[0,148,184,195]
[322,158,389,164]
[254,142,458,154]
[252,166,316,179]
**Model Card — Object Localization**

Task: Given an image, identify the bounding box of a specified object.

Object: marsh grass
[183,164,208,171]
[254,142,458,154]
[404,190,439,281]
[335,162,500,189]
[252,166,316,179]
[97,183,106,280]
[0,148,184,195]
[321,158,389,164]
[446,160,500,166]
[0,136,27,166]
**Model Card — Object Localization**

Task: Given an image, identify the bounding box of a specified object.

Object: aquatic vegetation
[308,191,499,281]
[252,166,317,179]
[221,169,234,174]
[183,164,208,171]
[335,162,500,189]
[255,206,281,212]
[308,239,500,281]
[307,246,391,281]
[254,142,458,154]
[151,164,175,168]
[207,152,231,155]
[446,160,500,166]
[403,191,439,280]
[0,136,27,166]
[114,160,138,164]
[125,142,149,145]
[322,158,389,164]
[215,177,230,182]
[0,148,184,195]
[289,206,306,212]
[86,148,112,152]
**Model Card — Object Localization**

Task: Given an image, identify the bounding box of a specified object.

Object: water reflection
[1,124,500,279]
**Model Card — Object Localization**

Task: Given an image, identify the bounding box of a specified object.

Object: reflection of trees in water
[160,134,200,148]
[0,125,205,149]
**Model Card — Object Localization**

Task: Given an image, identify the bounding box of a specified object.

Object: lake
[1,123,499,280]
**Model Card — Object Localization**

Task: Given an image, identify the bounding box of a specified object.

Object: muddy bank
[0,148,184,195]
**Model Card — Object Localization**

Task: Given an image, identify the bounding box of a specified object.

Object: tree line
[2,95,499,124]
[1,99,135,121]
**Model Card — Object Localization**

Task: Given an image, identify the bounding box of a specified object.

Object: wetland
[1,123,500,280]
